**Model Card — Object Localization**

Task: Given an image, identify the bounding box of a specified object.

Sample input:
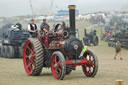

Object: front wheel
[51,51,66,80]
[83,37,90,46]
[93,36,98,46]
[82,50,98,77]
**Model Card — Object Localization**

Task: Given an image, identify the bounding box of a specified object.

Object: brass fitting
[68,5,76,10]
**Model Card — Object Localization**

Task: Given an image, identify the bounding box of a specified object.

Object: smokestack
[68,5,76,37]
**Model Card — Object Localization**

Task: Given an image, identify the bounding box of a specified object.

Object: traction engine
[23,5,98,80]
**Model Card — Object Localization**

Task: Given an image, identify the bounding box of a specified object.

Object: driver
[61,22,66,29]
[40,19,50,35]
[80,43,89,57]
[28,19,38,37]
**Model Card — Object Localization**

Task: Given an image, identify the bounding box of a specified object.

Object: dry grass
[0,22,128,85]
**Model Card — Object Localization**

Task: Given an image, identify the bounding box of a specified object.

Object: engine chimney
[68,5,76,37]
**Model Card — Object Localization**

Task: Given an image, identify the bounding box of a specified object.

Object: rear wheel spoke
[31,50,35,57]
[27,47,32,53]
[27,62,32,69]
[25,55,29,58]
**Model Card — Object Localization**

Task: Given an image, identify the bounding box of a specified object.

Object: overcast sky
[0,0,128,17]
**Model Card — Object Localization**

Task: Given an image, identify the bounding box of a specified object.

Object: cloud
[0,0,128,17]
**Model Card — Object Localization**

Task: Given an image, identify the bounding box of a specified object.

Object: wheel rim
[51,54,62,79]
[82,52,95,76]
[23,40,35,75]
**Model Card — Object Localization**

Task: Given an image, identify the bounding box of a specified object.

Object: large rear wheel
[93,36,99,46]
[7,46,15,58]
[23,38,44,76]
[19,47,23,58]
[2,46,7,58]
[51,51,66,80]
[82,50,98,77]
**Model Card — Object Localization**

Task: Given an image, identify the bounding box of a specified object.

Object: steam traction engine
[23,5,98,80]
[83,29,99,46]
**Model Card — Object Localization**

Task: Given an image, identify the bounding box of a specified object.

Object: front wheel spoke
[88,67,91,74]
[91,61,94,67]
[54,56,57,63]
[54,68,58,74]
[89,55,92,61]
[87,61,91,66]
[57,60,61,67]
[58,60,61,64]
[57,68,62,74]
[53,63,57,70]
[88,61,93,66]
[83,64,87,68]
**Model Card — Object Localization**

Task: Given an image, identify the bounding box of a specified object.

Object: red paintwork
[38,32,65,49]
[23,40,35,75]
[49,40,65,49]
[44,33,49,48]
[65,59,88,66]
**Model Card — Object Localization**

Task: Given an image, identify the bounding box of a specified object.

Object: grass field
[0,21,128,85]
